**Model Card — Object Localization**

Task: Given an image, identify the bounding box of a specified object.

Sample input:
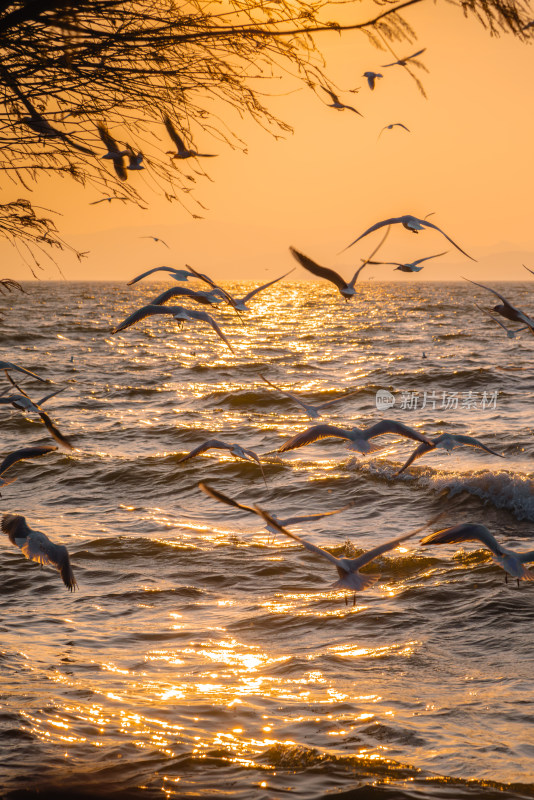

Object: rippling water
[1,280,533,800]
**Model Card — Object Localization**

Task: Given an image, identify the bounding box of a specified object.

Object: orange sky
[2,1,534,282]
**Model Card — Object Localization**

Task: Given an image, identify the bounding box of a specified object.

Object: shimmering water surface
[1,281,533,800]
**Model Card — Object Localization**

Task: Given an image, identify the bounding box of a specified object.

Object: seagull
[127,266,196,286]
[0,360,48,383]
[0,445,57,488]
[198,481,353,534]
[382,48,426,67]
[420,523,534,585]
[463,278,534,334]
[378,123,411,138]
[367,251,448,273]
[163,115,217,158]
[396,433,504,475]
[139,236,169,248]
[289,248,370,299]
[178,440,266,483]
[321,87,363,116]
[277,420,433,454]
[260,374,359,419]
[0,381,72,450]
[125,147,144,170]
[218,270,295,311]
[341,215,476,261]
[2,513,78,591]
[96,123,129,180]
[19,112,95,155]
[253,506,443,602]
[475,304,529,339]
[363,71,383,90]
[150,286,222,307]
[111,304,234,352]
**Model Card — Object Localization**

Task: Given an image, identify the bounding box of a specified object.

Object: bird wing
[36,386,67,406]
[465,279,512,306]
[112,304,177,334]
[364,420,432,445]
[524,264,534,276]
[242,448,267,485]
[280,502,354,527]
[253,506,341,568]
[340,217,404,253]
[518,551,534,564]
[278,424,351,453]
[420,220,475,261]
[348,225,391,286]
[0,360,47,382]
[198,482,256,514]
[259,373,309,410]
[97,123,120,153]
[22,531,77,590]
[321,86,339,104]
[0,445,57,476]
[163,115,187,154]
[343,104,363,116]
[127,266,178,285]
[412,251,448,266]
[241,269,295,304]
[315,389,359,411]
[38,411,74,450]
[184,309,235,352]
[448,434,504,457]
[420,523,503,556]
[348,511,445,569]
[395,442,434,475]
[177,439,229,462]
[184,264,239,311]
[475,303,509,331]
[289,248,347,291]
[151,287,215,306]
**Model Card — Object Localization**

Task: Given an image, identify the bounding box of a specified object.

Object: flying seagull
[97,123,129,180]
[396,433,504,475]
[0,445,57,488]
[111,304,234,352]
[163,115,217,158]
[341,215,476,261]
[0,279,25,294]
[0,380,72,450]
[2,513,78,591]
[198,481,353,534]
[260,374,359,419]
[139,236,169,248]
[366,251,448,273]
[253,506,443,602]
[321,87,363,116]
[127,266,196,286]
[475,303,529,339]
[289,248,371,299]
[420,523,534,585]
[463,278,534,334]
[277,420,432,454]
[382,48,426,67]
[178,440,266,484]
[363,71,383,90]
[378,123,411,138]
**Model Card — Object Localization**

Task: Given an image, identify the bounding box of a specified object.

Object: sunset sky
[3,0,533,282]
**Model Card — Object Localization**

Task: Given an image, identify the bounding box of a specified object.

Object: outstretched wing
[185,309,235,352]
[151,286,216,306]
[315,389,359,411]
[289,248,347,291]
[259,373,309,410]
[365,420,432,445]
[163,115,187,154]
[281,502,354,527]
[198,482,256,514]
[420,220,475,261]
[349,511,445,569]
[0,445,57,476]
[278,424,351,453]
[112,304,177,334]
[127,266,181,286]
[177,439,229,463]
[412,251,448,267]
[23,531,77,591]
[0,360,47,383]
[253,505,341,568]
[242,270,295,304]
[395,442,434,475]
[38,411,74,450]
[340,217,405,253]
[420,523,502,556]
[348,225,391,286]
[449,434,504,457]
